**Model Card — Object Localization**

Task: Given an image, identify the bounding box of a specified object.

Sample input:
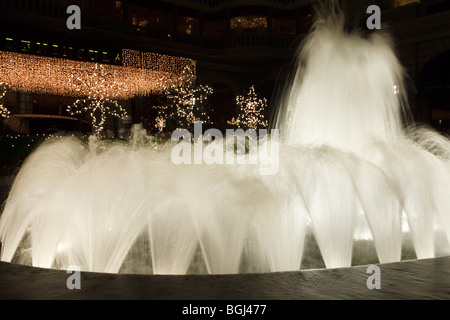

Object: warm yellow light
[66,63,129,134]
[122,49,196,81]
[155,65,212,130]
[154,114,166,132]
[230,16,267,31]
[0,82,10,118]
[0,50,197,133]
[228,85,268,129]
[0,50,196,99]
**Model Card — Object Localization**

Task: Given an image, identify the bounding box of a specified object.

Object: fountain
[1,1,450,299]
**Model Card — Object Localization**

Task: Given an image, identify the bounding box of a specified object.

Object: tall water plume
[1,1,450,274]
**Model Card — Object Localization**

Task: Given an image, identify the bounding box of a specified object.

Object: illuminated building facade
[0,0,449,133]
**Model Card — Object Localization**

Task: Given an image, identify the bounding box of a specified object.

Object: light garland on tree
[0,82,10,118]
[154,113,166,132]
[228,85,268,129]
[0,50,198,133]
[67,98,127,135]
[67,63,128,134]
[157,65,212,131]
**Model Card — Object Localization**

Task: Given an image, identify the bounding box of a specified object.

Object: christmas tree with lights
[156,66,213,132]
[228,85,268,130]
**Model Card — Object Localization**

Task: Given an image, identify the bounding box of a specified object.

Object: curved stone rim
[1,256,450,300]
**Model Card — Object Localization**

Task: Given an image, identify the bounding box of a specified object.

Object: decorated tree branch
[67,63,127,134]
[156,66,213,132]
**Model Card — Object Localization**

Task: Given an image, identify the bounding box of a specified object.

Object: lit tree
[228,85,268,129]
[157,65,213,131]
[154,113,166,132]
[67,63,128,134]
[0,82,10,118]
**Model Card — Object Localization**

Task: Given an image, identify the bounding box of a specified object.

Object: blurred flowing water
[1,4,450,274]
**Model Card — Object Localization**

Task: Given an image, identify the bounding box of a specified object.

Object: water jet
[1,2,450,299]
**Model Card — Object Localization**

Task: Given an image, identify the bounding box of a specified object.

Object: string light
[230,16,268,31]
[0,82,10,118]
[0,50,197,133]
[67,63,128,134]
[122,49,196,83]
[0,50,195,98]
[154,113,166,132]
[228,85,268,129]
[156,65,212,131]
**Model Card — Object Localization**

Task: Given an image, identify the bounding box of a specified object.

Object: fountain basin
[2,3,450,303]
[1,257,449,300]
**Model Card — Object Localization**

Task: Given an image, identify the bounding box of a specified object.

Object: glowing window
[230,16,267,33]
[179,17,200,36]
[132,16,148,28]
[131,7,164,32]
